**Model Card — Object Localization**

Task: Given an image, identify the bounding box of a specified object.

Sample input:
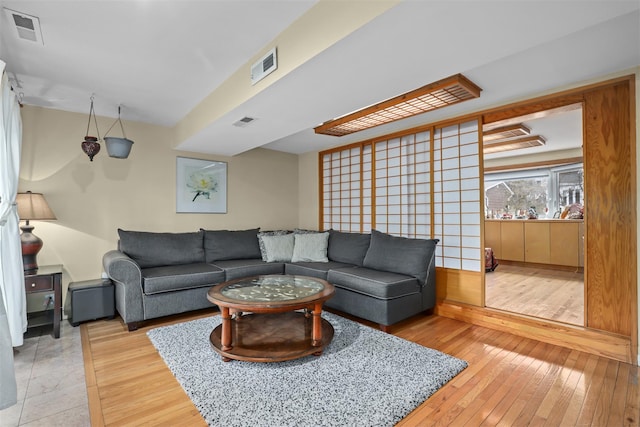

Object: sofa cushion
[363,230,437,285]
[202,229,261,262]
[285,260,355,280]
[142,263,225,295]
[328,230,371,266]
[118,229,204,268]
[327,267,420,300]
[211,259,285,281]
[258,233,295,262]
[291,232,329,262]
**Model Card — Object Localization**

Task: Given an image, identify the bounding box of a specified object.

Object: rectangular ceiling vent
[233,116,257,128]
[250,47,277,85]
[4,8,44,45]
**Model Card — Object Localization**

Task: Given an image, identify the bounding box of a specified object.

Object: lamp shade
[16,191,57,221]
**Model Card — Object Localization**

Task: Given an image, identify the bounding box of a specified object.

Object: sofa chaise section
[325,230,438,331]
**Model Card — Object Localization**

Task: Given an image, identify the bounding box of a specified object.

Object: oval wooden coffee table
[207,275,335,362]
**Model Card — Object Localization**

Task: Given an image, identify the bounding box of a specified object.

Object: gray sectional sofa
[102,228,438,332]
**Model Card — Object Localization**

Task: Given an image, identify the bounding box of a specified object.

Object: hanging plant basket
[104,137,134,159]
[104,105,134,159]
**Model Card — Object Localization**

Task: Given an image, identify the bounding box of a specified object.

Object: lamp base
[20,224,43,273]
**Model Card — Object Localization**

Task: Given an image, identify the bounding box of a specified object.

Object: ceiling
[1,1,638,157]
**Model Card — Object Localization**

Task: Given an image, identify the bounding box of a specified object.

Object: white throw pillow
[259,233,295,262]
[291,232,329,263]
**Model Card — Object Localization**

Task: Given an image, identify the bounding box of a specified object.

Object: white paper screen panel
[322,146,371,232]
[433,120,482,272]
[372,132,431,238]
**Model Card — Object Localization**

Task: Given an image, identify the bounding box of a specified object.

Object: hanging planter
[104,137,134,158]
[81,96,101,161]
[104,106,134,159]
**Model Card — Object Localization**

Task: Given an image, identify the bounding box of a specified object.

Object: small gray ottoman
[65,279,115,326]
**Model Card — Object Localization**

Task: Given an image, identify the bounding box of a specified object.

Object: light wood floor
[485,264,584,326]
[81,308,638,426]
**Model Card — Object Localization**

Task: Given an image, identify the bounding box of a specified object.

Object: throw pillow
[291,232,329,262]
[328,230,371,266]
[117,229,205,268]
[259,233,295,262]
[202,229,261,262]
[362,229,438,284]
[257,230,291,261]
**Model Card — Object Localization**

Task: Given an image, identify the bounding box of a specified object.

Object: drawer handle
[31,283,36,288]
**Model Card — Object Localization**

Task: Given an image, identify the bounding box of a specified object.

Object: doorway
[483,106,585,326]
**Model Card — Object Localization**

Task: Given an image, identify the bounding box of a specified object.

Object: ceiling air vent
[233,116,257,128]
[250,47,277,85]
[4,8,44,45]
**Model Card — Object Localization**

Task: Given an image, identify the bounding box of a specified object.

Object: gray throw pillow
[328,230,371,266]
[118,229,205,268]
[362,229,438,284]
[202,229,261,262]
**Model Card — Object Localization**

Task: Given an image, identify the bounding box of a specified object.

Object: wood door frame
[440,75,637,364]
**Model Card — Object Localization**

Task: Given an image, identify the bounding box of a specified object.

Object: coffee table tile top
[221,275,324,301]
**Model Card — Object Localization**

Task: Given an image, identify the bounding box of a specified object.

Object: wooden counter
[484,219,584,267]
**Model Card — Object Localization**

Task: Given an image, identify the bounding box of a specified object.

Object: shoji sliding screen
[373,131,431,238]
[320,118,483,297]
[321,145,372,233]
[432,120,483,273]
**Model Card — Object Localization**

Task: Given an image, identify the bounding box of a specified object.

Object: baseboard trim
[435,300,633,365]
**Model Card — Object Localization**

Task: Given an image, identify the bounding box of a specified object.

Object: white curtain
[0,59,24,409]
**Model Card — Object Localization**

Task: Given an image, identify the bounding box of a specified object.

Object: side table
[24,264,62,338]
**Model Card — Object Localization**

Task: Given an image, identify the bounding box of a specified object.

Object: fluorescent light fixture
[483,135,546,154]
[483,124,530,142]
[315,74,481,137]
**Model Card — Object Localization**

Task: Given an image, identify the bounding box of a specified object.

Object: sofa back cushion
[328,230,371,266]
[362,229,438,285]
[118,229,204,268]
[202,229,261,262]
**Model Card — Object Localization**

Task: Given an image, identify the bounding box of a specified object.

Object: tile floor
[0,323,90,427]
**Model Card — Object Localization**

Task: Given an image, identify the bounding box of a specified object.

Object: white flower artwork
[176,157,227,213]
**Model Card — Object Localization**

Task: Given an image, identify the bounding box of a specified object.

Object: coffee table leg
[311,303,323,348]
[221,306,232,353]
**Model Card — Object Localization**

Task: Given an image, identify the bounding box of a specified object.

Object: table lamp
[16,191,57,273]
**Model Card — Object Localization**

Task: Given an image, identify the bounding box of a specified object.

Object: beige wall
[297,151,320,230]
[19,106,300,302]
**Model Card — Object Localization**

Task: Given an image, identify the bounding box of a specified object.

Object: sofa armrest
[103,250,144,325]
[421,247,437,311]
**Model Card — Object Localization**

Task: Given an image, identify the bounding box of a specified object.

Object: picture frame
[176,157,227,213]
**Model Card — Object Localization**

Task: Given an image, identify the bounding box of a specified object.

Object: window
[484,163,583,219]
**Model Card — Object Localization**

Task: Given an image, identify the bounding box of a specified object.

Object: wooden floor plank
[486,264,584,325]
[623,363,640,426]
[82,308,639,426]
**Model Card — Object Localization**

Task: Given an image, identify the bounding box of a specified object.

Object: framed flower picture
[176,157,227,213]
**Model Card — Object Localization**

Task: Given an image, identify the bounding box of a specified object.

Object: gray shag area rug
[147,312,467,427]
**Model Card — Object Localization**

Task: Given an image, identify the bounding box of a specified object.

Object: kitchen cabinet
[485,219,583,267]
